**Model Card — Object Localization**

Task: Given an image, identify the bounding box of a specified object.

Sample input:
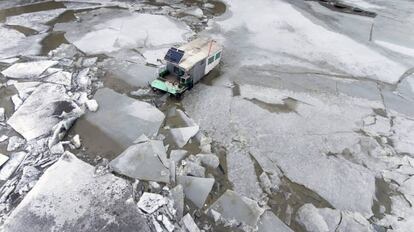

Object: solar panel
[165,48,185,64]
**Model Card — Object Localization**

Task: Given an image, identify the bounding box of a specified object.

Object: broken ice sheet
[5,9,66,33]
[295,204,373,232]
[142,48,169,65]
[257,211,293,232]
[7,83,82,140]
[170,185,184,219]
[0,151,27,181]
[83,88,165,148]
[0,27,47,59]
[109,140,170,183]
[6,136,25,152]
[176,176,214,208]
[137,192,168,214]
[391,114,414,154]
[12,82,40,100]
[63,10,193,55]
[0,153,9,167]
[170,150,188,163]
[169,125,199,148]
[43,68,72,86]
[1,60,58,79]
[195,153,220,169]
[2,152,151,231]
[181,213,201,232]
[208,190,264,227]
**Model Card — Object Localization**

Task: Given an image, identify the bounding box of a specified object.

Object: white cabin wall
[204,50,222,74]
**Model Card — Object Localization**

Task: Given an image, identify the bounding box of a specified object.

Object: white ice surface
[0,151,26,181]
[6,136,25,152]
[84,88,165,148]
[142,48,169,65]
[169,125,199,148]
[70,13,193,54]
[0,26,25,55]
[176,176,214,208]
[208,190,264,227]
[2,152,151,231]
[0,26,46,59]
[219,0,407,84]
[5,9,66,32]
[258,211,293,232]
[0,153,9,167]
[184,83,379,215]
[7,83,79,140]
[391,115,414,154]
[137,192,168,214]
[296,204,373,232]
[43,69,72,86]
[1,61,58,79]
[12,82,40,100]
[109,141,170,183]
[375,40,414,58]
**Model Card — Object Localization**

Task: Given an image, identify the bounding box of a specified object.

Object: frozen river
[0,0,413,231]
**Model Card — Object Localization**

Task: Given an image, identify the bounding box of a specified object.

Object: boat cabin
[151,37,223,96]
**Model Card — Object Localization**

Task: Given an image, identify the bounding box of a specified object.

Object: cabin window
[215,52,221,60]
[173,66,184,76]
[208,56,215,65]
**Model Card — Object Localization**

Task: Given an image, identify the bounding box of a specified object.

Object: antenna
[207,40,214,57]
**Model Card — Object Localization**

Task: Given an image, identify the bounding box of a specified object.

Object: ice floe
[5,9,66,33]
[170,185,184,220]
[208,190,264,228]
[110,140,170,183]
[1,60,58,79]
[85,99,98,112]
[0,154,9,167]
[2,152,151,231]
[12,82,40,100]
[257,211,292,232]
[0,151,27,181]
[65,12,193,54]
[169,125,199,148]
[43,69,72,86]
[181,213,201,232]
[176,176,214,208]
[7,83,82,140]
[296,204,373,232]
[195,153,219,169]
[218,0,407,84]
[170,150,188,163]
[83,88,165,148]
[137,192,168,214]
[6,136,25,152]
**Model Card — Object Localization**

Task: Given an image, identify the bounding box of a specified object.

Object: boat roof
[166,37,222,71]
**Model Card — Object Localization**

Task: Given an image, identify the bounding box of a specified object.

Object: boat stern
[151,79,182,95]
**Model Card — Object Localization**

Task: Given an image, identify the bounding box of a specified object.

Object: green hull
[151,79,185,95]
